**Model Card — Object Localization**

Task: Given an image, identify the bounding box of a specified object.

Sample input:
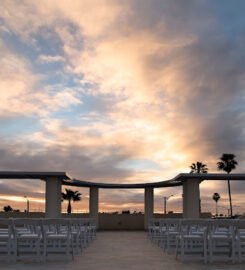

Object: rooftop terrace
[2,231,244,270]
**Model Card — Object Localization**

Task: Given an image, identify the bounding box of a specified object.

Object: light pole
[24,196,29,213]
[163,195,174,215]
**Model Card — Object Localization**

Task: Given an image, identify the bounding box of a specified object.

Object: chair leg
[232,239,236,263]
[7,241,12,262]
[12,239,18,262]
[37,239,41,262]
[43,239,47,262]
[175,237,179,259]
[209,239,213,263]
[180,238,184,262]
[238,239,242,263]
[203,238,207,264]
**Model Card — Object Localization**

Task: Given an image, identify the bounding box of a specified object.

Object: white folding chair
[69,218,88,254]
[149,219,181,254]
[87,218,97,241]
[165,219,181,254]
[208,219,235,262]
[156,219,168,249]
[41,219,74,261]
[148,219,161,245]
[235,219,245,262]
[79,218,96,248]
[12,218,41,261]
[0,218,16,261]
[176,219,208,263]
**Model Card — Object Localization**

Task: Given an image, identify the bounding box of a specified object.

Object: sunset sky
[0,0,244,215]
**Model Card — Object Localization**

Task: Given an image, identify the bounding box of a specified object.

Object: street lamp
[163,195,174,215]
[24,196,30,213]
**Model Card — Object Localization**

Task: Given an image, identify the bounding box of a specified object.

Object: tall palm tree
[62,189,82,214]
[217,153,238,217]
[212,193,220,216]
[190,161,208,173]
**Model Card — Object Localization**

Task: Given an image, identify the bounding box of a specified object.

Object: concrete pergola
[0,171,244,229]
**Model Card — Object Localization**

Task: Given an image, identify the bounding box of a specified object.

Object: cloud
[45,0,244,175]
[0,40,38,116]
[38,54,65,63]
[0,135,133,182]
[0,40,81,117]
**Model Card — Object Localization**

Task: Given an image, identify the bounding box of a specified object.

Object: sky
[0,0,244,215]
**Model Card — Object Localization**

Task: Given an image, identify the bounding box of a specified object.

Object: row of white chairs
[148,218,245,263]
[0,218,96,262]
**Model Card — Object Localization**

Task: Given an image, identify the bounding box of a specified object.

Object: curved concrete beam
[62,178,182,189]
[62,173,245,189]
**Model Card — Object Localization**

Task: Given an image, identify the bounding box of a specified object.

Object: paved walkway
[1,231,245,270]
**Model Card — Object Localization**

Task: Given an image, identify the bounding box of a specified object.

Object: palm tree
[212,193,220,216]
[190,161,208,173]
[62,189,82,214]
[217,153,238,217]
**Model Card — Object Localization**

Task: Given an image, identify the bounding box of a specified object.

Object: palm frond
[217,153,238,174]
[189,161,208,173]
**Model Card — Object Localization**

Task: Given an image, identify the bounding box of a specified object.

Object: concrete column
[89,187,99,227]
[144,187,154,230]
[45,177,62,218]
[183,178,201,218]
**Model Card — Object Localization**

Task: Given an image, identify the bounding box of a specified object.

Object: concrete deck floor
[1,231,245,270]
